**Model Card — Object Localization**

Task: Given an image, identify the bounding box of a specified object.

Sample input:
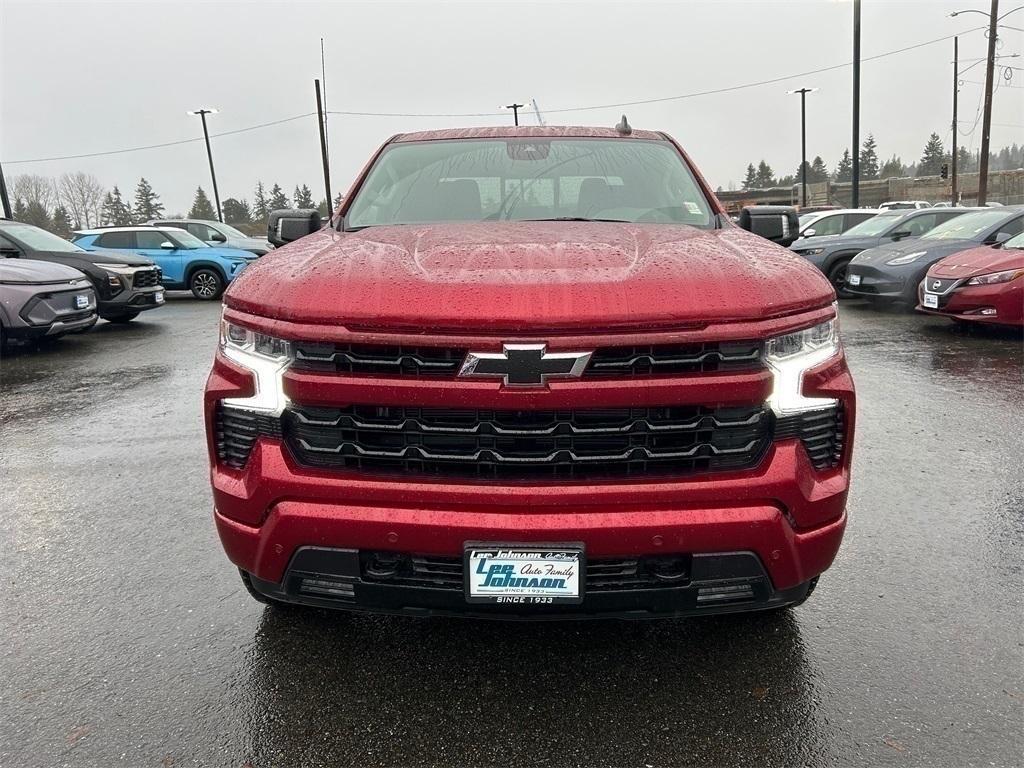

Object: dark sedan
[0,221,165,323]
[789,207,971,293]
[846,207,1024,305]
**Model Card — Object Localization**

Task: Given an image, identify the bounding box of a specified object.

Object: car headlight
[765,310,840,416]
[886,250,927,266]
[797,248,826,256]
[966,268,1024,286]
[219,316,292,414]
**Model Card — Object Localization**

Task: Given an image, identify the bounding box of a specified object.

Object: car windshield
[843,213,903,237]
[921,209,1009,240]
[798,213,819,227]
[2,223,83,252]
[166,230,209,249]
[214,223,249,239]
[345,138,715,228]
[1003,231,1024,249]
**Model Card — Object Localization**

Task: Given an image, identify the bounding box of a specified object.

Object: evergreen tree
[859,134,880,180]
[222,198,252,225]
[133,177,164,221]
[834,149,853,182]
[20,200,52,229]
[919,133,946,176]
[957,146,972,173]
[101,186,133,226]
[13,198,27,220]
[268,183,290,210]
[188,187,216,220]
[809,156,828,183]
[293,184,315,209]
[252,182,270,222]
[794,161,812,184]
[879,155,904,179]
[754,160,775,188]
[742,163,757,189]
[317,198,330,218]
[51,205,73,238]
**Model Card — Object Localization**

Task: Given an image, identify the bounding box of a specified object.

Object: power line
[5,26,990,164]
[7,113,316,165]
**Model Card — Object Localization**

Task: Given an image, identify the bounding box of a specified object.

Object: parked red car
[917,232,1024,327]
[205,126,855,619]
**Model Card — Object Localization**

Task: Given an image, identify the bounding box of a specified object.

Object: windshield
[1003,231,1024,249]
[922,209,1008,241]
[345,138,714,228]
[843,213,903,237]
[798,213,819,227]
[166,230,209,249]
[2,223,82,253]
[214,223,249,239]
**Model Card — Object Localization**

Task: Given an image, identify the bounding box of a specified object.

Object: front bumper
[97,285,165,318]
[917,278,1024,326]
[845,263,919,301]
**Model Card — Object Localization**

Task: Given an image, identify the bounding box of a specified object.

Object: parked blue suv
[72,226,257,300]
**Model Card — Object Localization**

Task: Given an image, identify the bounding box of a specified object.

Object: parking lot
[1,296,1021,767]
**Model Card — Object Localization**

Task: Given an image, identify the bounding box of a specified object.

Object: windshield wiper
[520,217,632,223]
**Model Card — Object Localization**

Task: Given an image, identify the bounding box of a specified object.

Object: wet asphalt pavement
[1,296,1021,767]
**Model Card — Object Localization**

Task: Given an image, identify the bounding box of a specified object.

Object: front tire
[827,259,853,298]
[190,268,224,300]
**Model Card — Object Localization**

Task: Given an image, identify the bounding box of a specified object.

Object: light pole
[187,108,223,222]
[503,103,525,126]
[788,88,818,208]
[0,160,11,219]
[851,0,861,208]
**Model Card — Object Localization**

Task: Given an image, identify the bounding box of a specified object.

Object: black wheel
[827,259,853,298]
[106,312,139,324]
[189,268,224,300]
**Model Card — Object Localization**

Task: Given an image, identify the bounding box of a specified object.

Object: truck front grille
[131,268,162,288]
[282,403,772,480]
[290,340,762,378]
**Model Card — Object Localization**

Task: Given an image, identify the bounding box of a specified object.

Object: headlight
[765,311,840,416]
[798,248,826,256]
[219,316,292,413]
[966,268,1024,286]
[886,250,927,266]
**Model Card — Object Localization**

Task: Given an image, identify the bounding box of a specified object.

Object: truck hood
[224,222,834,331]
[0,258,88,284]
[929,245,1024,278]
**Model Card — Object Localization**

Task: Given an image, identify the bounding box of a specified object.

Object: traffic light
[940,163,949,180]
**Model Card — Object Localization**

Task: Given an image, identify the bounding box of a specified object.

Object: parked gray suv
[0,258,97,346]
[148,219,272,256]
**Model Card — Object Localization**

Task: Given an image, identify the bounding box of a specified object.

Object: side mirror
[160,241,175,250]
[890,230,912,241]
[803,228,817,238]
[737,205,800,247]
[210,231,227,243]
[990,231,1013,248]
[268,209,322,246]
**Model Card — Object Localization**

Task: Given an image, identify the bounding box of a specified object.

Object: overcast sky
[2,0,1022,213]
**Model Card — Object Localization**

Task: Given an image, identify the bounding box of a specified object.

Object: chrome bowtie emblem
[459,344,592,387]
[932,280,942,290]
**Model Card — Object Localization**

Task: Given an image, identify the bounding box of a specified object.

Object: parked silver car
[148,219,273,256]
[0,258,97,347]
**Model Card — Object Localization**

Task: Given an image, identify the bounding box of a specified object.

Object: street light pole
[952,37,959,206]
[788,88,818,208]
[0,160,11,219]
[187,108,223,222]
[851,0,861,208]
[504,103,524,126]
[978,0,999,206]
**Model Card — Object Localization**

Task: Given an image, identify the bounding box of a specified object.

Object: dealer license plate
[923,292,938,309]
[847,274,861,286]
[74,294,89,309]
[465,544,583,605]
[155,291,165,304]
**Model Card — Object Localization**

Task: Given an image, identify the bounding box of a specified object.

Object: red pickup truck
[205,125,854,619]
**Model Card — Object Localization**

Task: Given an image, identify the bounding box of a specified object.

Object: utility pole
[952,37,959,206]
[505,103,524,126]
[788,88,818,208]
[315,79,332,212]
[0,160,11,219]
[187,108,223,222]
[978,0,999,206]
[851,0,861,208]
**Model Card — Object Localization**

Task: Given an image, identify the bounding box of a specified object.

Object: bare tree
[11,174,57,210]
[57,172,105,228]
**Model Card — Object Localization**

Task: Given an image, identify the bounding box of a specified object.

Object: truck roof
[391,125,667,143]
